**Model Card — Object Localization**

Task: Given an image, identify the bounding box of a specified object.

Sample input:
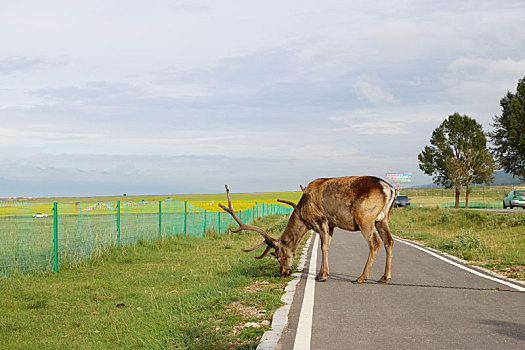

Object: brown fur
[222,176,395,282]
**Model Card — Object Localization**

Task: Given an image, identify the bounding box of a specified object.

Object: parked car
[32,213,48,218]
[394,195,411,207]
[503,188,525,209]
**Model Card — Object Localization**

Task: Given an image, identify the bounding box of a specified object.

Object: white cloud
[353,121,408,135]
[353,80,397,105]
[0,56,49,75]
[449,57,525,79]
[442,57,525,124]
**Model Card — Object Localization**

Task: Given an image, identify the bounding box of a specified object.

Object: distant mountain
[491,170,524,186]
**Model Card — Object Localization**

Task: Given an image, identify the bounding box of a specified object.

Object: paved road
[476,208,525,214]
[278,229,525,349]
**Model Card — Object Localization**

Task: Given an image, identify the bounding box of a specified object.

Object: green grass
[0,214,305,349]
[401,184,524,207]
[390,207,525,280]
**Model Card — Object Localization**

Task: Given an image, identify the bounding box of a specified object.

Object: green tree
[490,75,525,181]
[418,113,495,208]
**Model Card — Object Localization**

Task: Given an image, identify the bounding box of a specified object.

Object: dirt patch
[471,261,525,281]
[226,301,260,318]
[243,280,270,293]
[217,301,270,337]
[503,265,525,280]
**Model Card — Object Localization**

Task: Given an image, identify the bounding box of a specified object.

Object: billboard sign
[386,173,412,183]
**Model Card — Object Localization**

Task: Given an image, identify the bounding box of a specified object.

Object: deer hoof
[315,275,327,282]
[356,276,367,283]
[379,275,391,283]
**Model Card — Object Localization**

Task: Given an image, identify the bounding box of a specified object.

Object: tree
[456,128,496,208]
[418,113,495,208]
[490,75,525,181]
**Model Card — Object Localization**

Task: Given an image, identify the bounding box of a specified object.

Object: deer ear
[264,237,277,249]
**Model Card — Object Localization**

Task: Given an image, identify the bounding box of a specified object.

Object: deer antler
[218,185,276,250]
[300,184,305,192]
[242,241,266,252]
[277,199,297,208]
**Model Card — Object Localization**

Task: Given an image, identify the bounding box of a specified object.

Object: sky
[1,0,525,197]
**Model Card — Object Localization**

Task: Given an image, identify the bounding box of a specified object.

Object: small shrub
[438,231,485,260]
[504,214,525,228]
[453,231,483,250]
[464,210,483,222]
[438,210,451,224]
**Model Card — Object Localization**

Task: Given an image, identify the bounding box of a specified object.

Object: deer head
[218,185,301,277]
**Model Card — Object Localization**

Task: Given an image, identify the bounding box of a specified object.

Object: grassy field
[0,214,303,350]
[4,191,304,212]
[401,184,524,207]
[1,191,303,215]
[390,206,525,280]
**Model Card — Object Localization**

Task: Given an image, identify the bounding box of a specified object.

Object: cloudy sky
[1,0,525,197]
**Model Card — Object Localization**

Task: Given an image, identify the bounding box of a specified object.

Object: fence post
[159,201,162,239]
[184,201,187,236]
[203,209,207,236]
[117,200,121,250]
[53,202,58,273]
[217,212,221,234]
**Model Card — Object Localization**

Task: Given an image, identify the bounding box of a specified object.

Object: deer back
[297,176,394,232]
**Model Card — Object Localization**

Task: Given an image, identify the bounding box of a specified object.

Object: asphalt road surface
[277,229,525,350]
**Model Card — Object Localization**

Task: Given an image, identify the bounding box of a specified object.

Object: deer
[219,176,396,283]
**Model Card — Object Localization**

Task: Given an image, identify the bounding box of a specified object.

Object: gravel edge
[256,231,314,349]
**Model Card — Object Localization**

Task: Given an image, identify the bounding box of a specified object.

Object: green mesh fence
[0,200,293,276]
[439,201,504,208]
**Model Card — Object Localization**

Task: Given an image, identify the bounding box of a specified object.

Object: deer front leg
[315,225,333,282]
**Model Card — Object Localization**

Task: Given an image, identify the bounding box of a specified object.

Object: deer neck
[278,209,309,251]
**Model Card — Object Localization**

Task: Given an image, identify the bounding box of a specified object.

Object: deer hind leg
[315,224,333,282]
[375,219,394,283]
[324,227,335,277]
[356,221,381,283]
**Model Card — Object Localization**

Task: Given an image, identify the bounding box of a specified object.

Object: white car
[32,213,48,218]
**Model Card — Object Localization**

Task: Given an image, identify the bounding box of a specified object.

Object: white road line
[394,237,525,292]
[293,232,319,350]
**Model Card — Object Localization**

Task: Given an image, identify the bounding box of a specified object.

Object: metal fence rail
[0,200,293,276]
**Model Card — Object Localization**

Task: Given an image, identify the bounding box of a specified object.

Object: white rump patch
[376,182,395,222]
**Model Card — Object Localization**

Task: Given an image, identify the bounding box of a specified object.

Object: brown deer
[219,176,396,283]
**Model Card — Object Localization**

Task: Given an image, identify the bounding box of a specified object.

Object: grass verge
[390,206,525,280]
[0,214,304,349]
